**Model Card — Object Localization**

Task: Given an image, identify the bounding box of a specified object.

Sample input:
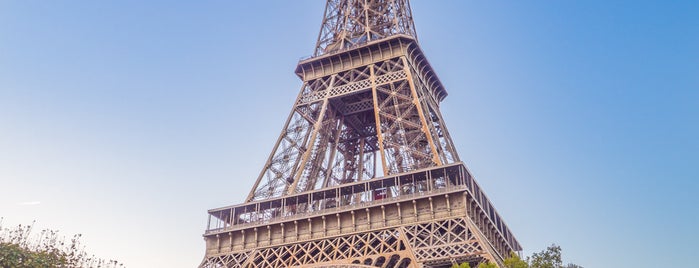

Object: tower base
[201,164,519,267]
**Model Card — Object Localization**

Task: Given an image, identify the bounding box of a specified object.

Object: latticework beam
[247,38,457,202]
[204,1,521,267]
[314,0,416,56]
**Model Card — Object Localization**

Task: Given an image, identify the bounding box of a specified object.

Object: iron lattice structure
[314,0,416,56]
[201,1,521,267]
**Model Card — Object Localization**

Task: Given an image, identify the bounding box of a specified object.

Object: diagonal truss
[314,0,417,56]
[203,1,522,267]
[247,48,459,202]
[201,217,492,268]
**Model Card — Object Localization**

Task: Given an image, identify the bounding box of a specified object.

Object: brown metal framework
[314,0,416,56]
[202,1,521,267]
[247,36,457,203]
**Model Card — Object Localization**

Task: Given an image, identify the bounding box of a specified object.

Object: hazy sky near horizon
[1,1,697,267]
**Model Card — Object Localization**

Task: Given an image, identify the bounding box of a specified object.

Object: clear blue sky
[1,1,696,267]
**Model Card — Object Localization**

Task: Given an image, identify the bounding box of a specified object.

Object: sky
[0,1,697,267]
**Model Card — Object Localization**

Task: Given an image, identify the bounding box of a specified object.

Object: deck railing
[205,162,521,251]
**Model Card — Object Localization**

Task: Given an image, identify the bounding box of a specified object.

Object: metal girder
[314,0,417,56]
[205,1,521,268]
[206,164,522,267]
[247,52,459,202]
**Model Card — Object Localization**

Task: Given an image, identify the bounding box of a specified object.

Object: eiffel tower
[201,1,521,267]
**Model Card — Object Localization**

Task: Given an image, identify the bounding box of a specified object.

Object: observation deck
[205,163,521,266]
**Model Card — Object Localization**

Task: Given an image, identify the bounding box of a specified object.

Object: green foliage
[504,252,529,268]
[453,244,581,268]
[0,242,67,267]
[477,262,498,268]
[529,244,562,268]
[452,263,472,268]
[0,219,123,268]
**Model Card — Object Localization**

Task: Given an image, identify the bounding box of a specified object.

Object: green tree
[477,262,498,268]
[453,243,581,268]
[452,263,471,268]
[0,220,122,268]
[528,244,562,268]
[0,242,67,267]
[504,252,529,268]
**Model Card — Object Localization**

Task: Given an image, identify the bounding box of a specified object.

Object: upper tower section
[314,0,417,56]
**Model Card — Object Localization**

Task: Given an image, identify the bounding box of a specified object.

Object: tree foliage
[527,244,584,268]
[452,243,582,268]
[477,262,498,268]
[504,252,528,268]
[0,219,123,268]
[529,244,562,268]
